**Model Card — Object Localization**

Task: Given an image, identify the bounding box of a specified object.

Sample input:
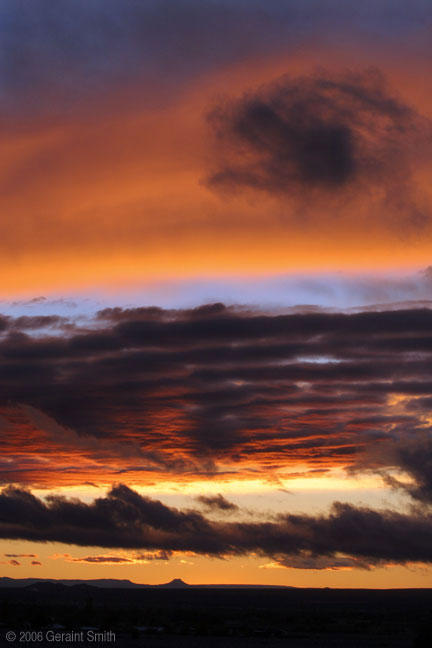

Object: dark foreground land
[0,583,431,647]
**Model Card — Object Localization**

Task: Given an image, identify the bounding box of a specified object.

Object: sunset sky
[1,0,432,588]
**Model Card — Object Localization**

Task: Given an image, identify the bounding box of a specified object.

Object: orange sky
[1,538,431,589]
[1,47,432,298]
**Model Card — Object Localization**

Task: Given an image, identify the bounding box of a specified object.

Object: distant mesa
[0,576,291,589]
[0,576,191,590]
[158,578,189,589]
[0,577,144,589]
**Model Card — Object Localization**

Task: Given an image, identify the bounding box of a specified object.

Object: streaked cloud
[0,303,432,492]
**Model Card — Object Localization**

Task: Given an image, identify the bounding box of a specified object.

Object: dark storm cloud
[206,69,426,200]
[0,484,432,566]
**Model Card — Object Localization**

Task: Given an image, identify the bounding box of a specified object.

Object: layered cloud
[1,483,432,569]
[0,303,432,492]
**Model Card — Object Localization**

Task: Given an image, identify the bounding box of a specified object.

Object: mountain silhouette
[158,578,189,588]
[0,576,291,589]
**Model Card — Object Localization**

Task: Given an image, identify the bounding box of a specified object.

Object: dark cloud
[196,494,239,512]
[0,484,432,567]
[206,70,426,207]
[4,553,37,558]
[0,484,218,552]
[381,435,432,505]
[31,560,41,565]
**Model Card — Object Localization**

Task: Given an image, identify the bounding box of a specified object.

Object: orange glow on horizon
[0,538,430,589]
